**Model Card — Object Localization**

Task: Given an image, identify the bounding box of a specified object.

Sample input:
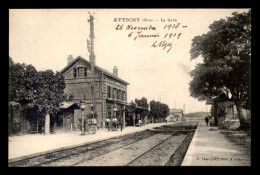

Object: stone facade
[60,56,129,130]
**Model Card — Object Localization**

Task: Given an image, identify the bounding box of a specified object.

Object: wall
[61,58,128,129]
[106,76,127,102]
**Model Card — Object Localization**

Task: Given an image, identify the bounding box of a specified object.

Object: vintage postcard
[8,9,251,166]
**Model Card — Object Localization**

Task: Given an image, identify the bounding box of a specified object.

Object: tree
[149,100,169,123]
[149,100,157,123]
[135,97,149,108]
[9,61,45,133]
[127,100,137,113]
[9,61,38,111]
[161,103,170,121]
[9,59,70,134]
[189,10,251,130]
[33,70,66,134]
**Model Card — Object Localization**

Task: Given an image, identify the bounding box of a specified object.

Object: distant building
[168,108,183,121]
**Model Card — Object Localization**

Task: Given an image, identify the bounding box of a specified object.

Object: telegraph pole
[87,12,96,119]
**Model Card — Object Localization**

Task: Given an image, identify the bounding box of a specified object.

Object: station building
[59,55,130,131]
[59,56,149,131]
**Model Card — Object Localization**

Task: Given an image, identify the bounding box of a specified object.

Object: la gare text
[113,18,178,22]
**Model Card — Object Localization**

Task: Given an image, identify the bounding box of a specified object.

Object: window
[112,88,114,99]
[113,88,116,99]
[122,91,125,101]
[74,67,87,78]
[78,67,85,77]
[107,86,111,98]
[117,89,120,100]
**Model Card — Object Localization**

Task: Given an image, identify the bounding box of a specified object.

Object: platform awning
[125,104,148,109]
[135,106,148,110]
[106,98,128,105]
[59,102,79,109]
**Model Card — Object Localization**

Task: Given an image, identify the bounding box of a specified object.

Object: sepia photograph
[8,8,251,166]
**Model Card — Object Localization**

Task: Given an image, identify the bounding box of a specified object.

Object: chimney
[113,66,118,76]
[67,55,74,64]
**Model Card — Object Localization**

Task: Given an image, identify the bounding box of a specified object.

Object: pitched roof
[60,56,129,85]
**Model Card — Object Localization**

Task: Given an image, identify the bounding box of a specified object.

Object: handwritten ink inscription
[114,18,188,53]
[151,40,172,53]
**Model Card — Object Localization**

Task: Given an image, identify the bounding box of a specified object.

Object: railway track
[8,130,155,167]
[164,128,196,166]
[70,131,176,166]
[126,124,197,166]
[164,125,197,166]
[37,132,157,167]
[9,121,198,167]
[125,130,184,166]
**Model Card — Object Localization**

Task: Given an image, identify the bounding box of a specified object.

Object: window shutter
[74,68,77,78]
[84,67,87,77]
[109,86,111,98]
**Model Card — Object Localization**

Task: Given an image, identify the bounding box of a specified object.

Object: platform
[181,122,250,166]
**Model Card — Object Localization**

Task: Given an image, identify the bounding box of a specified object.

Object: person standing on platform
[105,117,110,129]
[112,116,118,130]
[118,115,123,131]
[205,116,209,126]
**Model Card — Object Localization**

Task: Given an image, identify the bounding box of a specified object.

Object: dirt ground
[220,129,251,159]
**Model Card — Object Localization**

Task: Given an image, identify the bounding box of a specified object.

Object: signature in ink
[151,40,173,53]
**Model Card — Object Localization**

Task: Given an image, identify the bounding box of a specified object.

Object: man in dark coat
[205,116,209,126]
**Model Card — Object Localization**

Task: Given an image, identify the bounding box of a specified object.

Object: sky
[9,8,250,113]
